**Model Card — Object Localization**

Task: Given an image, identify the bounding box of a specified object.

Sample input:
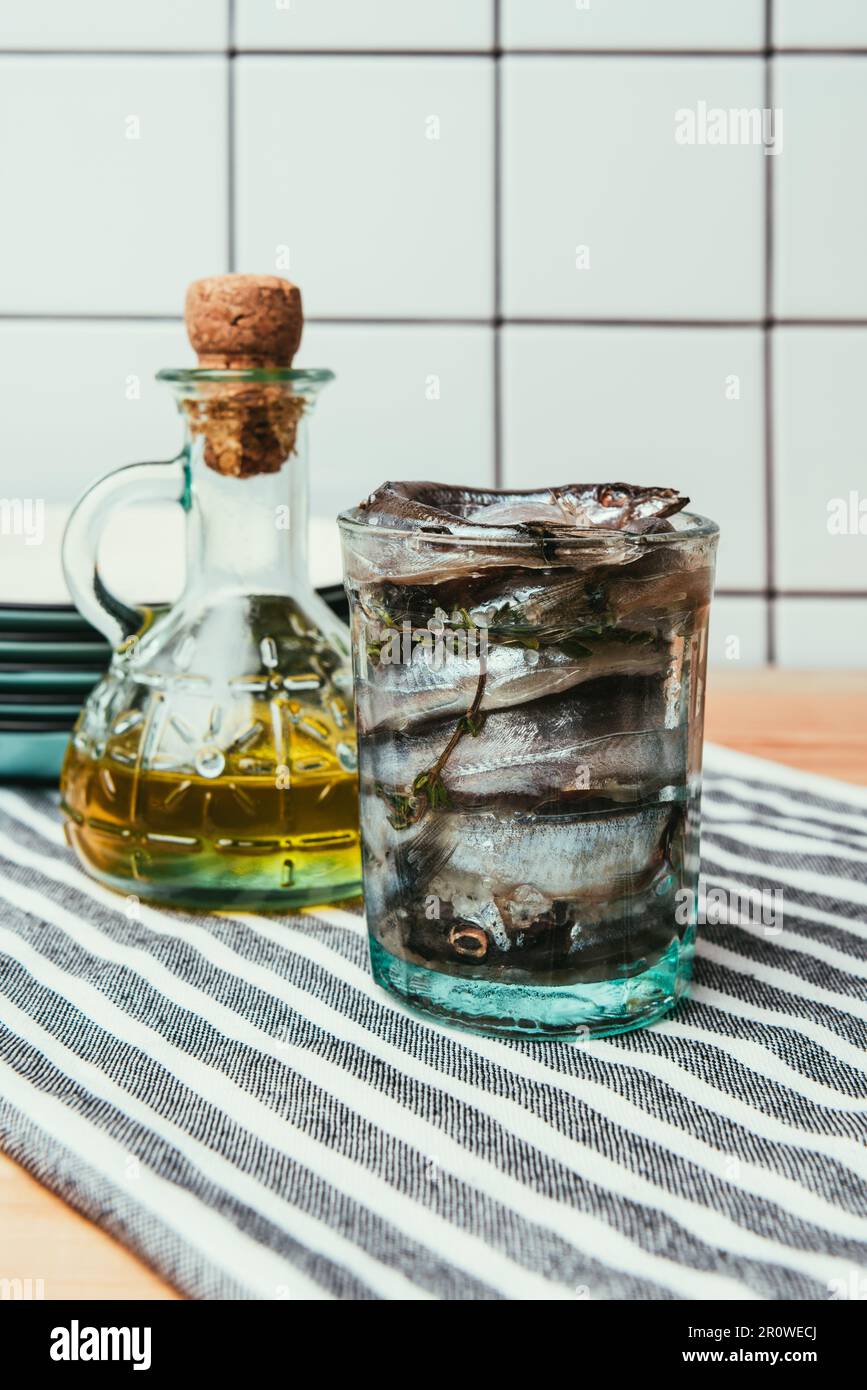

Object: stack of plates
[0,603,111,780]
[0,584,350,783]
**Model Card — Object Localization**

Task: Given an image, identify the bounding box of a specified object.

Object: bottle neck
[182,427,310,598]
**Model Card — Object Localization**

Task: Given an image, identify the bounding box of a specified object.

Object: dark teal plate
[0,639,109,662]
[0,729,70,780]
[0,705,80,720]
[0,689,84,707]
[0,628,106,645]
[0,604,97,633]
[0,670,102,691]
[0,718,75,733]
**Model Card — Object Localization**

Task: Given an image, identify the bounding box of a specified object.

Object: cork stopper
[182,273,306,478]
[185,274,303,369]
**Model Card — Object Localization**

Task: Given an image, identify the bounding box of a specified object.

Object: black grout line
[0,49,492,59]
[307,316,495,327]
[717,590,867,600]
[308,317,867,330]
[763,2,776,665]
[236,49,494,59]
[492,331,502,487]
[0,314,187,323]
[771,319,867,327]
[299,316,867,329]
[226,1,236,272]
[499,49,768,59]
[6,47,867,59]
[0,50,228,58]
[492,0,503,488]
[496,49,867,58]
[504,317,763,329]
[4,314,867,328]
[765,48,867,57]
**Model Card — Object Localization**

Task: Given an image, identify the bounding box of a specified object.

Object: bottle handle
[61,458,186,647]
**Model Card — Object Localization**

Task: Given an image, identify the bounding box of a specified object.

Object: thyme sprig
[377,668,488,830]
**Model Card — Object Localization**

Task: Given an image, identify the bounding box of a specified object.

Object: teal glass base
[87,873,364,914]
[369,930,694,1041]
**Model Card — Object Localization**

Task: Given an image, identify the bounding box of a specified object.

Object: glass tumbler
[339,503,718,1040]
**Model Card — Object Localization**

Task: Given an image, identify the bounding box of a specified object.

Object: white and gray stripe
[0,744,865,1300]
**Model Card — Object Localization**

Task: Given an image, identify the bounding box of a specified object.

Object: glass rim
[156,367,335,386]
[337,507,719,547]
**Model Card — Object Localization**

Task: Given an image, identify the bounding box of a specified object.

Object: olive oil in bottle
[60,275,361,910]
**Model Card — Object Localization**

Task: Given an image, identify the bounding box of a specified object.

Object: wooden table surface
[2,667,866,1301]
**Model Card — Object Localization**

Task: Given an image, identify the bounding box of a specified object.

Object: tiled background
[1,1,865,665]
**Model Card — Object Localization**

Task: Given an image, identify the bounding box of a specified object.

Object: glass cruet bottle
[59,274,361,910]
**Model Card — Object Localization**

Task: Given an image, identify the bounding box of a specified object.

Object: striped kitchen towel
[0,742,865,1301]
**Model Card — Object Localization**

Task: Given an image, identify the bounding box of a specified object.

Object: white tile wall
[235,0,493,51]
[0,5,865,666]
[501,1,765,52]
[775,1,867,48]
[502,57,765,320]
[776,598,867,667]
[299,323,494,519]
[773,58,867,318]
[0,1,228,50]
[235,57,494,318]
[0,321,190,499]
[501,327,765,590]
[0,57,227,314]
[773,329,867,592]
[708,597,769,667]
